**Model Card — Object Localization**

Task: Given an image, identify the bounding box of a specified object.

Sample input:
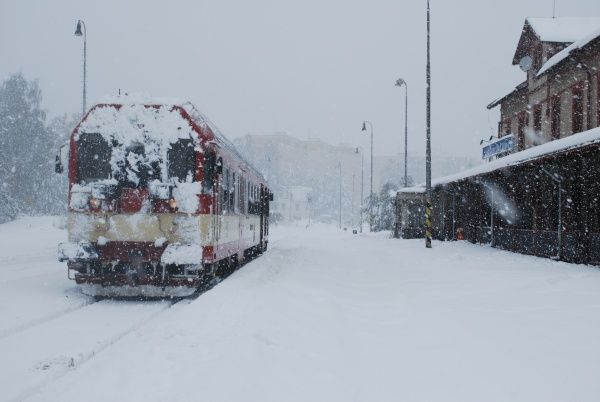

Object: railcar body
[57,101,271,297]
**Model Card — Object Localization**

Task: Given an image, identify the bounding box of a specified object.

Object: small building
[487,17,600,151]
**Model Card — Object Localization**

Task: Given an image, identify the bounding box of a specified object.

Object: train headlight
[89,197,101,209]
[168,198,177,210]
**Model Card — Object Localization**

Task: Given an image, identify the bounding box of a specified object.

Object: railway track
[0,297,96,341]
[1,297,189,402]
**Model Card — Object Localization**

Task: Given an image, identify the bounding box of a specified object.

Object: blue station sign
[482,135,515,159]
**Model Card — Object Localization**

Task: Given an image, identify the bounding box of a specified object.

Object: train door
[259,184,265,248]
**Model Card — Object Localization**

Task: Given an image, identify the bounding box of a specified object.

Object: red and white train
[57,100,271,297]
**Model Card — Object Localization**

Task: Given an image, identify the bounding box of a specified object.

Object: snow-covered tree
[0,73,70,221]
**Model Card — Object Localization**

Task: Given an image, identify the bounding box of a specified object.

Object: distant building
[271,186,312,222]
[488,17,600,152]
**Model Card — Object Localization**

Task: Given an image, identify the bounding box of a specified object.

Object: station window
[533,104,542,134]
[502,119,511,137]
[551,95,561,140]
[517,112,528,151]
[572,83,584,134]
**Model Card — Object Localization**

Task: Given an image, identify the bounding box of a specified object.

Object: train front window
[115,142,160,188]
[76,132,111,183]
[168,139,195,182]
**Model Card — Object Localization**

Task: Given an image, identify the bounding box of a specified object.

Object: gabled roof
[486,81,527,110]
[512,17,600,65]
[527,17,600,42]
[537,25,600,76]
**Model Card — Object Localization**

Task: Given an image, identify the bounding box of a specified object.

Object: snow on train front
[57,101,220,298]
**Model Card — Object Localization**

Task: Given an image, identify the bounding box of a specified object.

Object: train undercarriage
[60,241,266,298]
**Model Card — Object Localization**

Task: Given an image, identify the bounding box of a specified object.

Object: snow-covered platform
[1,217,600,401]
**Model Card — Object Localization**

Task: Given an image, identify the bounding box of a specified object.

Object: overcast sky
[2,0,600,160]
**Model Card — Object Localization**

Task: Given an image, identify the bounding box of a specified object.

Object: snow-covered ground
[2,217,600,402]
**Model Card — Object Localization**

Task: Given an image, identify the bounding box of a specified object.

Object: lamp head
[395,78,406,87]
[355,147,359,154]
[74,20,83,36]
[361,121,366,131]
[479,139,484,145]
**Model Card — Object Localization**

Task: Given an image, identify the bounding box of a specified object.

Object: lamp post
[355,147,364,233]
[361,121,374,231]
[74,20,87,116]
[425,0,433,248]
[395,78,408,187]
[338,162,342,229]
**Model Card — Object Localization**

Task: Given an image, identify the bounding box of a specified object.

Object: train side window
[222,167,229,214]
[168,139,195,182]
[203,150,216,192]
[239,178,245,214]
[246,181,251,213]
[231,172,236,213]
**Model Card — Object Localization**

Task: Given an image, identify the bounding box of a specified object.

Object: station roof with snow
[398,125,600,195]
[537,25,600,76]
[525,17,600,43]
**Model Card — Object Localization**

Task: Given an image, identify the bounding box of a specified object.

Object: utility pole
[356,147,364,233]
[74,20,87,116]
[338,162,342,229]
[425,0,433,248]
[352,173,356,229]
[362,121,374,231]
[395,78,409,187]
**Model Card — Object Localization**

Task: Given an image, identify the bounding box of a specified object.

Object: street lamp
[395,78,409,187]
[355,147,364,233]
[425,0,432,248]
[338,162,342,229]
[74,19,87,117]
[361,120,374,231]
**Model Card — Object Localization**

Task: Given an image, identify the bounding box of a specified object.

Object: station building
[396,17,600,264]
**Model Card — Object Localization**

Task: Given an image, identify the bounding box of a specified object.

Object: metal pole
[339,162,342,229]
[362,121,374,232]
[404,83,408,187]
[370,124,374,232]
[352,173,355,229]
[83,23,86,116]
[360,150,364,233]
[425,0,433,249]
[490,187,494,246]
